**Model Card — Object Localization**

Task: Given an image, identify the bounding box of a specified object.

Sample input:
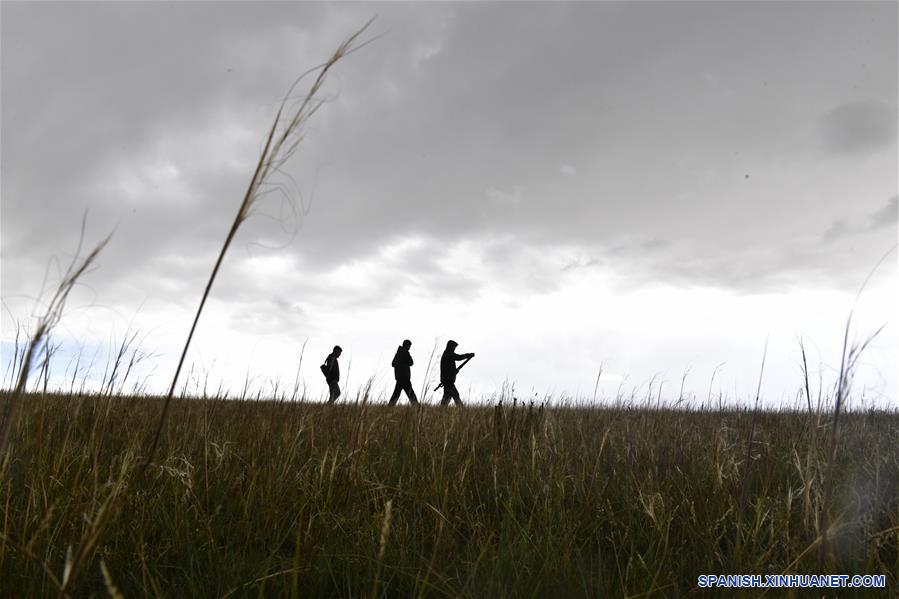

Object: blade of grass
[0,214,111,456]
[141,20,376,472]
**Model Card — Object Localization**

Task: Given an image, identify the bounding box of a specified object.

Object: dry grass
[0,215,111,456]
[1,391,896,597]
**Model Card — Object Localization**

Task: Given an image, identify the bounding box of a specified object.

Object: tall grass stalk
[818,244,895,568]
[736,338,768,555]
[419,338,439,404]
[592,362,604,404]
[798,335,813,415]
[0,217,110,456]
[143,21,375,470]
[818,318,886,567]
[370,499,393,599]
[291,339,308,402]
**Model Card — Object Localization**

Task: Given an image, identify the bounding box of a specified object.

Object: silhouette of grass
[142,20,376,473]
[0,215,111,457]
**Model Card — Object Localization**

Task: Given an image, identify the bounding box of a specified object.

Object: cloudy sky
[2,1,896,406]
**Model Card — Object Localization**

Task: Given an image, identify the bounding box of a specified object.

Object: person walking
[388,339,418,405]
[321,345,342,403]
[439,340,474,406]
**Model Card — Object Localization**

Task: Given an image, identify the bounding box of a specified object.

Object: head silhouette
[402,339,412,349]
[333,345,342,356]
[446,340,458,350]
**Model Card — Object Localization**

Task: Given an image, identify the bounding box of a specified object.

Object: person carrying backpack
[321,345,342,403]
[388,339,418,405]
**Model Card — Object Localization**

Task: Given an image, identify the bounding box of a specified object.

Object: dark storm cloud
[1,2,337,291]
[285,1,897,289]
[2,0,897,326]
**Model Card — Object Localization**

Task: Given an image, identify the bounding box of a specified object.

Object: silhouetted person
[321,345,342,403]
[439,340,474,406]
[388,339,418,405]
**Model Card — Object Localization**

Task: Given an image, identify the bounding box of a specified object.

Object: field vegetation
[1,389,897,597]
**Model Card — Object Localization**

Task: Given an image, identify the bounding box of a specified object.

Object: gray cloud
[230,296,309,336]
[563,212,894,295]
[822,101,896,155]
[823,220,852,243]
[2,1,897,334]
[821,195,898,244]
[867,195,898,230]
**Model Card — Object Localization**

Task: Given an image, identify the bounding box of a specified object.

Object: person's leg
[403,380,418,404]
[388,381,403,405]
[440,385,451,406]
[328,380,340,403]
[451,384,463,406]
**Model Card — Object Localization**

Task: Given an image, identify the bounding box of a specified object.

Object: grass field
[1,391,896,597]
